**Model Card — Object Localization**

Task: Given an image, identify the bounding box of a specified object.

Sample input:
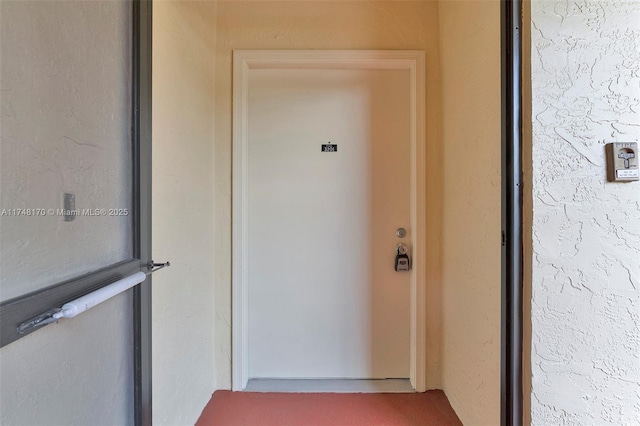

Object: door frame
[231,50,427,392]
[501,1,524,424]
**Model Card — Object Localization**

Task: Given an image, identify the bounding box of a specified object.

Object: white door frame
[232,50,427,392]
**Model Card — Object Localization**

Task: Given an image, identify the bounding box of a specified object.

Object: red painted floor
[196,390,462,426]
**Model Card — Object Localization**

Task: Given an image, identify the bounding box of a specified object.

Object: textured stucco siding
[530,1,640,424]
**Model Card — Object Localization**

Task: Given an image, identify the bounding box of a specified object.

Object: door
[247,67,412,380]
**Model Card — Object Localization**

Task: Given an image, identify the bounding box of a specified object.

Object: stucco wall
[0,0,133,301]
[213,0,444,390]
[0,2,133,424]
[152,1,218,424]
[530,0,640,424]
[0,296,133,425]
[438,1,502,425]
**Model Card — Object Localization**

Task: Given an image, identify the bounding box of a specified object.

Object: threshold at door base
[244,378,414,393]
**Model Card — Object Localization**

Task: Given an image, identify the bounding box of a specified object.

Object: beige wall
[1,1,504,424]
[213,0,444,390]
[438,1,501,425]
[152,1,218,424]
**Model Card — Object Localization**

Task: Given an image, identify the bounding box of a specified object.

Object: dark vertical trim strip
[501,0,523,425]
[133,0,153,425]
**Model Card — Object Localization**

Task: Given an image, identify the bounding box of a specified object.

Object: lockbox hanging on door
[395,243,411,272]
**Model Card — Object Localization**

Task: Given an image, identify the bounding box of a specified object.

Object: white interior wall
[151,1,218,425]
[529,1,640,424]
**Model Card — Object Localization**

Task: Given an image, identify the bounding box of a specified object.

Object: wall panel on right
[529,1,640,423]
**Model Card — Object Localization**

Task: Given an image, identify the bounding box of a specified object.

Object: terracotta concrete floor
[196,390,462,426]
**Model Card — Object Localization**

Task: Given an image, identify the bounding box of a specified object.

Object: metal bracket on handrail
[146,261,170,274]
[17,308,62,335]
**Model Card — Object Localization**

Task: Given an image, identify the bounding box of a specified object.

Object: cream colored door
[247,68,411,379]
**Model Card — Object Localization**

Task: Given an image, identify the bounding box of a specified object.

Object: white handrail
[17,262,169,335]
[53,271,147,319]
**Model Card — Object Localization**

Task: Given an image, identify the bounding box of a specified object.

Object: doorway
[232,50,427,392]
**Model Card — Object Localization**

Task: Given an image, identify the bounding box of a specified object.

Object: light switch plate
[606,142,639,182]
[64,193,76,221]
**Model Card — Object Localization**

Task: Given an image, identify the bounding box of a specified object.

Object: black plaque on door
[321,144,337,152]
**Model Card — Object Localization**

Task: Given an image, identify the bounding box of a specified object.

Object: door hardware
[395,243,411,272]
